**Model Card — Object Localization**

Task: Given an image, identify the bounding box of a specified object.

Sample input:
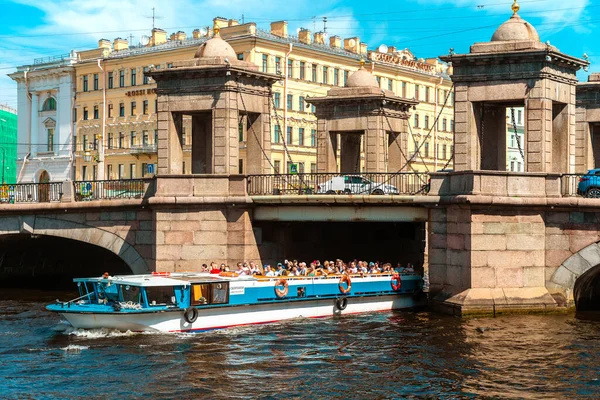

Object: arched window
[42,97,56,111]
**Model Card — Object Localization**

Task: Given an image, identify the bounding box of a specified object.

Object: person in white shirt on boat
[289,266,300,276]
[265,265,277,277]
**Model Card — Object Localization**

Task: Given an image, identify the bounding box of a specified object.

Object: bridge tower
[307,60,418,173]
[576,73,600,170]
[429,2,590,315]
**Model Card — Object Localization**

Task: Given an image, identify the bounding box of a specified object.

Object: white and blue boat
[47,271,425,332]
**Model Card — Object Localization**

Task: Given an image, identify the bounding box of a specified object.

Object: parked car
[577,169,600,198]
[316,175,399,195]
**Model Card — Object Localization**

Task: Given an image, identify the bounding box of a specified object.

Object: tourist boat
[46,271,425,332]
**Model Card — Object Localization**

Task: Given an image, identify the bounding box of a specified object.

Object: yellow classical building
[73,17,454,181]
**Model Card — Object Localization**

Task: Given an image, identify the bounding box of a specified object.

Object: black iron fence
[0,182,63,203]
[73,179,152,201]
[247,173,431,196]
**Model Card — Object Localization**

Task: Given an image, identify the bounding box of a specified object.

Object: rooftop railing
[247,172,430,196]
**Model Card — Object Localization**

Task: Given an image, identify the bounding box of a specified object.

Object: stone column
[525,98,553,172]
[30,93,39,157]
[452,85,478,171]
[316,119,337,173]
[158,111,183,175]
[365,115,386,172]
[246,113,271,174]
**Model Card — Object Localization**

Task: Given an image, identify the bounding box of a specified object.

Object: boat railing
[253,272,419,281]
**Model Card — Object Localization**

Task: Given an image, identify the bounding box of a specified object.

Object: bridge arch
[0,215,149,274]
[550,242,600,310]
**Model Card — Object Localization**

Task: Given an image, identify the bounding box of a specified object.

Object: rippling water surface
[2,289,600,399]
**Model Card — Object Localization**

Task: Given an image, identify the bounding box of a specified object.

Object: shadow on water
[2,289,600,399]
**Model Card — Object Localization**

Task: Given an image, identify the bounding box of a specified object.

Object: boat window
[212,282,229,304]
[191,283,210,305]
[97,282,119,302]
[146,286,175,306]
[121,285,141,303]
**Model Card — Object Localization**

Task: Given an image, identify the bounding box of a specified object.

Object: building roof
[346,65,379,88]
[491,13,540,42]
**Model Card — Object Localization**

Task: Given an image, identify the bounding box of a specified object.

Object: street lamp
[83,150,92,162]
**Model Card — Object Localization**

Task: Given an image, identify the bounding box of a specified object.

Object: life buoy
[338,274,352,294]
[183,307,198,324]
[335,297,348,311]
[391,273,402,291]
[274,278,289,298]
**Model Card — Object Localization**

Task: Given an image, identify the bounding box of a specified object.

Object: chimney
[298,29,312,44]
[150,28,167,46]
[387,46,397,54]
[329,35,341,48]
[175,31,186,41]
[343,37,360,53]
[314,32,325,45]
[113,38,129,52]
[228,19,239,27]
[360,42,368,55]
[98,39,111,50]
[270,21,288,38]
[192,29,201,39]
[213,17,228,29]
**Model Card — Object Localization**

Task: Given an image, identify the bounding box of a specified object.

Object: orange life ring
[274,278,289,298]
[391,273,402,291]
[219,271,238,277]
[338,274,352,294]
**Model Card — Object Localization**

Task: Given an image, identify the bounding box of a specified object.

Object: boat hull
[59,294,423,332]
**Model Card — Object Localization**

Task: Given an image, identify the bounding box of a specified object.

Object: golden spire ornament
[512,0,520,14]
[359,59,365,69]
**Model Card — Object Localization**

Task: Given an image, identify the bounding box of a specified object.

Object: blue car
[577,169,600,198]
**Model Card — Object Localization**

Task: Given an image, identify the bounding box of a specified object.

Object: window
[237,53,244,61]
[119,70,125,87]
[142,130,149,146]
[190,283,229,305]
[182,161,186,174]
[93,73,99,90]
[298,128,304,146]
[118,164,125,179]
[118,133,124,148]
[333,68,339,86]
[121,285,141,304]
[511,161,515,171]
[262,54,268,73]
[424,115,429,129]
[83,135,89,151]
[274,92,281,109]
[442,118,447,131]
[143,67,149,85]
[42,97,56,111]
[287,59,293,78]
[299,61,305,80]
[312,64,317,82]
[274,125,281,143]
[310,163,316,173]
[376,76,381,87]
[518,109,523,124]
[130,101,136,116]
[81,165,87,180]
[154,130,158,145]
[142,163,148,177]
[108,72,113,89]
[119,103,125,117]
[130,131,136,147]
[298,162,305,174]
[73,108,77,123]
[83,75,88,92]
[130,163,136,179]
[108,132,113,149]
[286,126,293,144]
[388,79,393,91]
[322,66,328,84]
[146,286,175,306]
[450,120,454,132]
[274,160,281,174]
[143,100,148,115]
[344,70,349,86]
[83,107,88,120]
[92,165,97,180]
[108,104,113,118]
[450,145,454,158]
[414,84,420,100]
[299,96,305,111]
[107,164,113,179]
[93,105,99,119]
[47,128,54,152]
[424,142,430,158]
[167,63,173,68]
[238,158,244,174]
[287,94,293,111]
[311,129,316,147]
[131,68,137,86]
[275,56,281,74]
[402,82,407,98]
[93,135,98,150]
[414,114,419,128]
[238,120,244,142]
[442,144,447,159]
[425,87,430,103]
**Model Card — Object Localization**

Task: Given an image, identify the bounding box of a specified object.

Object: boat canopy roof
[74,272,247,287]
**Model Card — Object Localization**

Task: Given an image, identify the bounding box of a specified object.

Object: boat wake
[67,328,138,339]
[61,344,89,352]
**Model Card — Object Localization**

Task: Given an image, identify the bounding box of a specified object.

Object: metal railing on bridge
[247,173,431,196]
[0,182,63,203]
[73,179,153,201]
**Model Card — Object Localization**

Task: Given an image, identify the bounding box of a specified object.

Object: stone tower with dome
[307,60,418,174]
[148,24,280,178]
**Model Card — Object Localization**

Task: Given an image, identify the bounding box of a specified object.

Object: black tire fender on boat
[183,307,198,324]
[335,297,348,311]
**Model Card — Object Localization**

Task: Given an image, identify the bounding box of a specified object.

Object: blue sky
[1,0,599,108]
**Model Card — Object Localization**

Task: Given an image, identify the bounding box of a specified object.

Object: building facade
[9,53,77,183]
[507,107,525,172]
[0,105,18,183]
[69,17,454,180]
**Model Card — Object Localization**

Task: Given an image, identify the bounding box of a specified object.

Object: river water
[2,290,600,399]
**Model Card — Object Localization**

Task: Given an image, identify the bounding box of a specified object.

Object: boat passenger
[307,266,316,277]
[102,272,110,279]
[405,263,415,273]
[265,265,276,277]
[299,262,307,276]
[209,262,221,274]
[288,266,300,276]
[276,263,285,276]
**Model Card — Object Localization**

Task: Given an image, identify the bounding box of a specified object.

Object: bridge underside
[253,205,428,222]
